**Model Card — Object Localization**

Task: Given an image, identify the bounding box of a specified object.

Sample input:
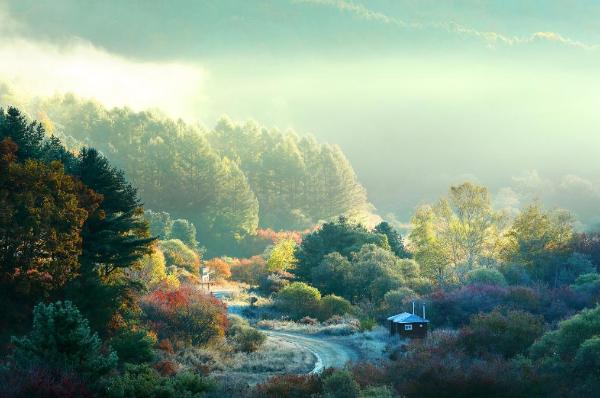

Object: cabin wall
[389,321,428,338]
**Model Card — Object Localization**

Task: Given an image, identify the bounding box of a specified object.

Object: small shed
[387,309,429,338]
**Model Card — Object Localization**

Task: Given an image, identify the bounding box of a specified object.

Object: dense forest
[10,94,372,255]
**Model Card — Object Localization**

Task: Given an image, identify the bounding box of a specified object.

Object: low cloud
[512,170,554,193]
[505,170,600,231]
[0,7,206,120]
[493,187,521,217]
[298,0,599,51]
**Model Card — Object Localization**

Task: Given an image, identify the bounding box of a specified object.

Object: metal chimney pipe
[412,301,415,314]
[422,304,426,320]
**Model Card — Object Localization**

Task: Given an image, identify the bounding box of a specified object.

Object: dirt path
[263,330,361,373]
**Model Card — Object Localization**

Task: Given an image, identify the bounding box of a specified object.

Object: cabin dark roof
[387,312,429,323]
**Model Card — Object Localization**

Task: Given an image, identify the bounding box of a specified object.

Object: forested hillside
[13,94,372,255]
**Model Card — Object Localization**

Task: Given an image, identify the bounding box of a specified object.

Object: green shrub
[382,288,419,315]
[227,314,250,333]
[323,370,359,398]
[571,272,600,296]
[530,304,600,361]
[232,326,266,353]
[227,314,266,352]
[460,309,544,358]
[11,301,117,379]
[529,305,600,394]
[499,263,531,285]
[465,268,507,286]
[103,364,213,398]
[359,385,396,398]
[359,318,377,332]
[318,294,352,321]
[111,329,157,364]
[574,335,600,372]
[158,239,200,274]
[170,219,198,249]
[274,282,321,320]
[259,271,292,294]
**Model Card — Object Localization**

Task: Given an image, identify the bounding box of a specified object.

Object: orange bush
[230,256,267,285]
[154,360,179,376]
[158,339,174,354]
[204,258,232,280]
[256,228,305,245]
[256,374,323,398]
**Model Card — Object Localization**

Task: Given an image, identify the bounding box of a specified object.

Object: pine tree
[76,148,154,274]
[0,107,45,160]
[12,301,117,378]
[170,219,198,249]
[68,148,154,333]
[375,221,410,258]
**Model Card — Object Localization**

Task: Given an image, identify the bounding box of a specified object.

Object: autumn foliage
[255,374,323,398]
[230,255,268,285]
[256,228,304,245]
[204,258,232,280]
[141,284,228,346]
[0,138,102,336]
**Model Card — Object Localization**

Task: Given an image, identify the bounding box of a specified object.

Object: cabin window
[404,324,412,331]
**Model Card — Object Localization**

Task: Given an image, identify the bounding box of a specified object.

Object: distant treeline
[22,95,371,255]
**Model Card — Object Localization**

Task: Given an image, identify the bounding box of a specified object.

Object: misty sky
[1,0,600,228]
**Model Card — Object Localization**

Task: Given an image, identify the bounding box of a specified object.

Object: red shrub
[255,374,323,398]
[426,284,509,327]
[158,339,174,354]
[505,286,542,312]
[141,284,228,346]
[350,362,388,388]
[256,228,305,245]
[0,367,94,398]
[230,256,267,285]
[154,360,179,376]
[299,316,318,325]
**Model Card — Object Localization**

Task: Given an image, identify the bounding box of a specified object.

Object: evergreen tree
[0,107,45,160]
[170,219,198,249]
[295,216,390,281]
[12,301,117,378]
[144,209,173,239]
[76,148,153,273]
[374,221,409,258]
[68,148,154,333]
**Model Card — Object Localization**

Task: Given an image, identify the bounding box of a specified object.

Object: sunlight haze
[2,0,600,227]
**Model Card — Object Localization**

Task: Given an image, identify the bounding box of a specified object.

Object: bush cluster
[273,282,353,321]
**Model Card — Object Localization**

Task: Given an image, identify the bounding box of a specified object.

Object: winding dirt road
[263,330,361,374]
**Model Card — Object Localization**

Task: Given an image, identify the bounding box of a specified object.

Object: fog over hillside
[2,0,600,228]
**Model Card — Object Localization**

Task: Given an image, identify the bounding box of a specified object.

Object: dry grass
[167,314,317,385]
[335,326,390,362]
[256,315,360,336]
[208,334,316,385]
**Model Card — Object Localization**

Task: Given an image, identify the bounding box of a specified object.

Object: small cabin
[387,307,429,338]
